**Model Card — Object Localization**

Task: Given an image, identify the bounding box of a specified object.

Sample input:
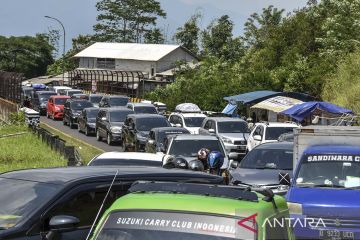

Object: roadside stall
[250,96,303,122]
[280,101,354,125]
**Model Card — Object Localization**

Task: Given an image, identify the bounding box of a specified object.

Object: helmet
[207,151,224,175]
[173,157,189,169]
[188,160,205,171]
[197,148,210,161]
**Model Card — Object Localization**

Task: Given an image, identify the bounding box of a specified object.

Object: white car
[168,112,207,134]
[88,152,164,167]
[246,122,299,152]
[52,86,72,95]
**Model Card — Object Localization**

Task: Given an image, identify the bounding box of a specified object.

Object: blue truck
[283,126,360,240]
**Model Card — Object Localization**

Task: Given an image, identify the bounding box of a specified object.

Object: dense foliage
[149,0,360,112]
[0,35,54,78]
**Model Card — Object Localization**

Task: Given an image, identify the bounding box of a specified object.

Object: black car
[89,94,104,107]
[0,166,223,240]
[63,99,94,128]
[32,91,56,115]
[122,114,171,152]
[96,107,134,145]
[145,127,190,153]
[230,142,293,195]
[126,102,158,114]
[98,95,129,108]
[77,107,100,136]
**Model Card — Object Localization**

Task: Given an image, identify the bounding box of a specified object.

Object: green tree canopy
[174,13,201,55]
[0,35,54,78]
[93,0,166,43]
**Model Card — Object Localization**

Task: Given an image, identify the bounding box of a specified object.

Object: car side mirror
[175,123,182,128]
[279,171,291,186]
[209,129,215,134]
[49,215,80,230]
[230,161,238,169]
[253,135,262,141]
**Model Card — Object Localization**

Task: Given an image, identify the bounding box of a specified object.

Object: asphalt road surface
[40,116,121,152]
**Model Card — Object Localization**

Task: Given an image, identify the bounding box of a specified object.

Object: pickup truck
[282,126,360,240]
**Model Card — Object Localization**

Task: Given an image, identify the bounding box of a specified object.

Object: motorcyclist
[207,151,229,184]
[22,96,32,108]
[197,148,210,170]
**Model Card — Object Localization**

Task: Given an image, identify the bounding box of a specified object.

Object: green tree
[144,28,165,44]
[93,0,166,42]
[174,13,201,55]
[0,35,54,78]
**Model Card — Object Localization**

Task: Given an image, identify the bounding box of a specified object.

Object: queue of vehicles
[17,85,360,240]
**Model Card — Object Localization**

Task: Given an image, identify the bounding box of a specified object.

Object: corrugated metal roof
[74,42,183,61]
[251,96,303,113]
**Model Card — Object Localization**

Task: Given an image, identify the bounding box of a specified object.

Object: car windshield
[90,96,103,104]
[218,121,249,133]
[0,178,60,230]
[87,109,100,119]
[296,154,360,189]
[109,111,131,122]
[23,89,33,97]
[89,159,161,167]
[265,127,295,140]
[157,130,189,145]
[94,211,253,240]
[39,93,55,102]
[110,97,128,106]
[134,106,157,114]
[70,101,93,110]
[67,90,82,96]
[54,98,67,105]
[169,139,224,157]
[184,117,205,127]
[136,118,169,131]
[240,148,293,170]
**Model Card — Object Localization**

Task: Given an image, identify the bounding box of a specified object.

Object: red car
[47,95,70,120]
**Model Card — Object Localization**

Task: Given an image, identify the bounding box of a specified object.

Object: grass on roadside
[0,125,67,173]
[40,123,104,164]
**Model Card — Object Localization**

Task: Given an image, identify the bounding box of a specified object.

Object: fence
[30,125,82,166]
[0,71,24,103]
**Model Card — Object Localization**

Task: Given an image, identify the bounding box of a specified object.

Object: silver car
[199,117,249,159]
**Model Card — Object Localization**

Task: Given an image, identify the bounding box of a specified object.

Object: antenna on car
[85,170,119,240]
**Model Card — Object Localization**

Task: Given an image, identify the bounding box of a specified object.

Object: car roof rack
[129,181,259,202]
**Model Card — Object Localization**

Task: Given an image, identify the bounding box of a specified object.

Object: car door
[78,110,86,131]
[47,98,53,115]
[250,125,264,149]
[169,115,176,127]
[38,183,128,240]
[199,119,211,135]
[63,101,70,123]
[146,130,156,153]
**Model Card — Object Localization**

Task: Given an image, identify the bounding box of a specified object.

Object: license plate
[320,230,354,240]
[237,146,246,150]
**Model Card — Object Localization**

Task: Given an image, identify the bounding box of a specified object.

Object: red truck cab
[47,95,70,120]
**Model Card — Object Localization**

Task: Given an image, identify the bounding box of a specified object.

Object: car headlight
[287,202,303,215]
[55,106,61,111]
[88,123,96,127]
[110,126,122,133]
[222,137,232,144]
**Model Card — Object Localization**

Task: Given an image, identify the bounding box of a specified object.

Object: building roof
[224,91,281,105]
[251,96,303,113]
[74,42,197,62]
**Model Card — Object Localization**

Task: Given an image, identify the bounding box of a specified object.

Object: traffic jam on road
[2,83,359,240]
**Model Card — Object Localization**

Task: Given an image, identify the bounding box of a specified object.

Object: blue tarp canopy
[224,91,281,105]
[222,103,237,114]
[280,101,353,122]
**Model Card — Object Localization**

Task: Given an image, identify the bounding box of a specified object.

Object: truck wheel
[70,120,75,129]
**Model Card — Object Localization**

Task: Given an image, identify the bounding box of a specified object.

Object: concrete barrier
[0,98,18,122]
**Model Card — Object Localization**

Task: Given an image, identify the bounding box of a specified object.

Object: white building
[74,42,198,78]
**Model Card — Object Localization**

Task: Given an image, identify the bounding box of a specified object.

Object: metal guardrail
[30,125,83,166]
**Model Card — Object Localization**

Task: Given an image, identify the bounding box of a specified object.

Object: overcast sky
[0,0,307,52]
